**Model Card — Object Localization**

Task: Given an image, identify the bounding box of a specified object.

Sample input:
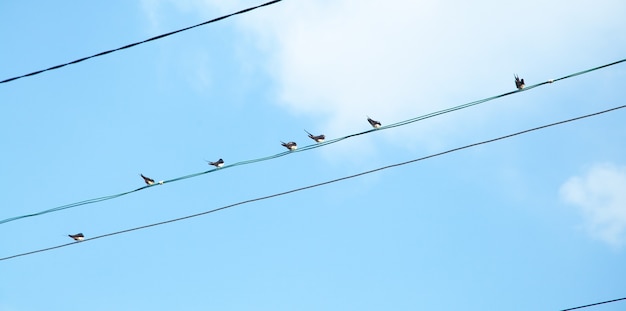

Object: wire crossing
[1,104,624,262]
[0,0,283,84]
[0,58,624,226]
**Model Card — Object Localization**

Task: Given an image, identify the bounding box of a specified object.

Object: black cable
[561,297,626,311]
[1,104,624,262]
[0,0,283,84]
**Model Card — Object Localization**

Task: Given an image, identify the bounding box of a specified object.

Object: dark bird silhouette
[514,74,525,90]
[304,130,325,143]
[367,116,382,129]
[68,233,84,241]
[281,141,298,151]
[140,174,155,185]
[207,158,224,168]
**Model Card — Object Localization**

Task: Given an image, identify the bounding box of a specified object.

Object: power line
[1,104,623,262]
[0,58,624,226]
[561,297,626,311]
[383,59,626,130]
[0,0,283,84]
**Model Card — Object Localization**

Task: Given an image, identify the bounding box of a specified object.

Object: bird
[281,141,297,151]
[140,174,155,185]
[304,130,325,143]
[514,74,525,90]
[207,158,224,168]
[367,116,382,129]
[68,233,84,241]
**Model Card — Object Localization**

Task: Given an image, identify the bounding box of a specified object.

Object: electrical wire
[0,58,624,226]
[561,297,626,311]
[1,103,624,262]
[0,0,283,84]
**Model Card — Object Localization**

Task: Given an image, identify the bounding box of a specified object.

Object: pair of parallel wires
[0,58,624,226]
[1,103,624,260]
[1,104,625,311]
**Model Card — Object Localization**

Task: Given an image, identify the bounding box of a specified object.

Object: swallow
[68,233,84,241]
[514,74,525,90]
[281,141,297,151]
[304,130,325,143]
[140,174,155,185]
[207,158,224,168]
[367,116,382,129]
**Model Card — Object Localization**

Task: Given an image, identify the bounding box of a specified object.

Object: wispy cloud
[560,163,626,248]
[139,0,162,30]
[159,0,624,138]
[140,0,626,154]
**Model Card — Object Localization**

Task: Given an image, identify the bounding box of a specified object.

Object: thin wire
[0,188,148,224]
[561,297,626,311]
[0,0,283,84]
[0,58,624,226]
[1,104,624,262]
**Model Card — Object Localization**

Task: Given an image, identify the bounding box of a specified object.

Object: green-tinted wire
[0,58,624,225]
[0,188,146,224]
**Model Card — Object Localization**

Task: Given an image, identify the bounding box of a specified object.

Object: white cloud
[183,0,621,136]
[560,163,626,248]
[141,0,626,153]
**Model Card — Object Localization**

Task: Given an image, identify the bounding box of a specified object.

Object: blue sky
[1,0,626,310]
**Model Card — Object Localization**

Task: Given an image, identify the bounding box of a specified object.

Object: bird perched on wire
[207,158,224,168]
[367,116,382,129]
[304,130,325,143]
[281,141,298,151]
[140,174,155,185]
[514,74,525,90]
[68,233,84,241]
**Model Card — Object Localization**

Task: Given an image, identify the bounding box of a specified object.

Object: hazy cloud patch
[203,0,625,148]
[560,163,626,248]
[140,0,626,153]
